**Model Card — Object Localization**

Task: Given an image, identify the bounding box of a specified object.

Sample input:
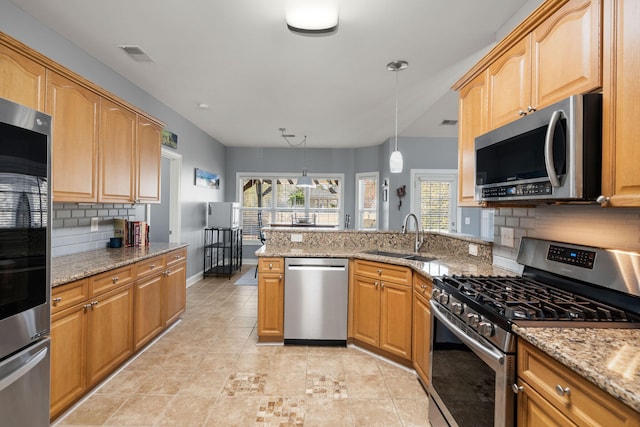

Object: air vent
[441,119,458,126]
[117,45,153,62]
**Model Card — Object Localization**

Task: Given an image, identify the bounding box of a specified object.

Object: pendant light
[279,128,315,188]
[387,60,408,174]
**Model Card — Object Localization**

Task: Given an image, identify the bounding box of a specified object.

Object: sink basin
[363,250,435,263]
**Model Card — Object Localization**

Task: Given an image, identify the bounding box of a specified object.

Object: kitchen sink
[363,250,435,263]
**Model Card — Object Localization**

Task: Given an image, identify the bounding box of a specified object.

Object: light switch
[468,243,478,256]
[291,233,303,242]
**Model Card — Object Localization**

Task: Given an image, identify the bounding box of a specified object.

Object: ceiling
[10,0,533,148]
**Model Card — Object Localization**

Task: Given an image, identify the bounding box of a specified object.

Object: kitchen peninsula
[255,228,640,422]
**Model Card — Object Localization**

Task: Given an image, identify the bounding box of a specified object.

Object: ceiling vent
[441,119,458,126]
[117,45,153,62]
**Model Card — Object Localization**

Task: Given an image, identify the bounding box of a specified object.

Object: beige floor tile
[179,370,229,397]
[263,373,307,397]
[305,374,348,399]
[95,370,146,395]
[256,396,305,425]
[197,352,239,372]
[349,398,403,427]
[222,372,268,397]
[203,396,262,426]
[269,354,308,376]
[342,353,383,376]
[304,398,353,426]
[393,397,430,427]
[233,353,272,372]
[136,369,191,395]
[57,394,128,426]
[306,354,345,377]
[156,394,214,426]
[104,394,173,426]
[385,372,426,399]
[345,373,390,399]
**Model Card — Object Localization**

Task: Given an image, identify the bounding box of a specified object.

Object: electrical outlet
[468,243,478,256]
[291,233,303,243]
[501,227,514,248]
[464,217,471,225]
[90,217,99,232]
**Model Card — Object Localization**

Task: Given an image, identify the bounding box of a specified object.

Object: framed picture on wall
[194,168,220,189]
[161,129,178,149]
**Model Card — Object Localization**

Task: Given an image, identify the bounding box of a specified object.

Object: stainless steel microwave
[475,94,602,203]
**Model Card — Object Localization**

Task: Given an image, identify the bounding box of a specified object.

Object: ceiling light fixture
[279,128,315,188]
[387,60,408,174]
[285,0,339,35]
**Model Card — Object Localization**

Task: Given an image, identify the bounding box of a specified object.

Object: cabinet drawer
[89,265,136,297]
[353,259,411,286]
[135,255,166,279]
[413,274,432,299]
[52,279,89,314]
[166,248,187,267]
[518,340,639,427]
[258,257,284,273]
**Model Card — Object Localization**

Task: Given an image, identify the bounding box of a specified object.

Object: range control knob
[466,313,480,327]
[451,302,464,315]
[438,292,450,305]
[432,288,441,301]
[478,321,495,337]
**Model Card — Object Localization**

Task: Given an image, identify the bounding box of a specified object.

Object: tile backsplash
[51,203,143,257]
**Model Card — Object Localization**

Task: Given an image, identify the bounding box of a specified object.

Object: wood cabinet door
[351,275,381,347]
[412,291,431,385]
[488,36,531,130]
[165,261,186,326]
[379,281,412,359]
[516,380,577,427]
[602,0,640,206]
[257,273,284,340]
[86,285,133,386]
[47,71,99,203]
[99,98,135,202]
[531,0,601,110]
[458,71,487,206]
[0,44,45,111]
[50,305,86,420]
[135,116,161,203]
[133,273,164,350]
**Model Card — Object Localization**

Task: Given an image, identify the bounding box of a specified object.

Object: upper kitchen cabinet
[135,116,162,203]
[47,71,100,203]
[99,98,136,203]
[0,42,45,111]
[601,0,640,206]
[458,71,488,206]
[488,0,602,131]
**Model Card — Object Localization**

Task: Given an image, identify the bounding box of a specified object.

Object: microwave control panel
[481,182,552,199]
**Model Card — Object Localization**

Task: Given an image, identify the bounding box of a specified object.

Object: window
[411,170,458,233]
[355,172,378,230]
[238,173,343,240]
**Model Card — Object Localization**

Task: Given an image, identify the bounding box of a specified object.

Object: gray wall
[0,0,225,280]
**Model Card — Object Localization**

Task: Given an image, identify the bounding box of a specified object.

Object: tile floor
[53,266,431,426]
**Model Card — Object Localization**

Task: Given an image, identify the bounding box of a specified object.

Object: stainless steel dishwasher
[284,257,349,345]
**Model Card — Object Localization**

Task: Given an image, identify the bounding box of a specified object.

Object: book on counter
[113,219,149,247]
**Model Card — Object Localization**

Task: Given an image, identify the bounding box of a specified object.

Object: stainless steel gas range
[428,237,640,427]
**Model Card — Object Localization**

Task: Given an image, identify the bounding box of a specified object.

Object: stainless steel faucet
[402,213,424,252]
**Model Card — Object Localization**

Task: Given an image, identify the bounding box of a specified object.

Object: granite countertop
[255,245,512,278]
[514,326,640,413]
[51,242,188,287]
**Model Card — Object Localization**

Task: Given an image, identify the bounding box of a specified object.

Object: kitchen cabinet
[46,70,99,203]
[257,257,284,342]
[351,260,412,361]
[516,339,640,427]
[133,255,166,350]
[601,0,640,206]
[164,249,187,326]
[412,274,432,386]
[135,116,162,203]
[487,0,601,130]
[457,71,488,206]
[0,42,45,111]
[99,98,136,203]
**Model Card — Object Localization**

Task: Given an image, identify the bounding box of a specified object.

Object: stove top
[437,275,640,326]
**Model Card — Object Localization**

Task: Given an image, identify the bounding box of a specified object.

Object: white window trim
[237,172,346,240]
[409,169,459,233]
[355,171,379,230]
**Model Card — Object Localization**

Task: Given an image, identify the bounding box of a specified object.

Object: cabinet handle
[527,105,536,113]
[174,255,181,259]
[381,282,385,289]
[377,269,382,275]
[112,276,119,283]
[279,275,283,280]
[269,263,273,269]
[420,284,427,290]
[83,303,92,312]
[52,297,62,303]
[150,264,156,269]
[165,269,172,276]
[374,281,378,288]
[555,385,571,397]
[518,109,527,116]
[512,384,524,394]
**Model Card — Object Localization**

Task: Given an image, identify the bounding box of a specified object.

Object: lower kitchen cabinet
[257,257,284,342]
[516,339,640,427]
[133,272,164,350]
[412,274,432,386]
[165,257,187,326]
[351,260,412,361]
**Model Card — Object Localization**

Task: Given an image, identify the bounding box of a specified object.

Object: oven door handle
[431,300,505,370]
[544,109,564,188]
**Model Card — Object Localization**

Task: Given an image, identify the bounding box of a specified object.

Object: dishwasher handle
[286,265,347,271]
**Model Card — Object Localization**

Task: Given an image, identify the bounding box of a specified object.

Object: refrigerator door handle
[0,346,48,393]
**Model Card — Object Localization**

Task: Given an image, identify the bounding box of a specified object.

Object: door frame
[145,148,182,243]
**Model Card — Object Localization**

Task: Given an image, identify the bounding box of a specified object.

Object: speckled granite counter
[514,326,640,413]
[51,242,188,287]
